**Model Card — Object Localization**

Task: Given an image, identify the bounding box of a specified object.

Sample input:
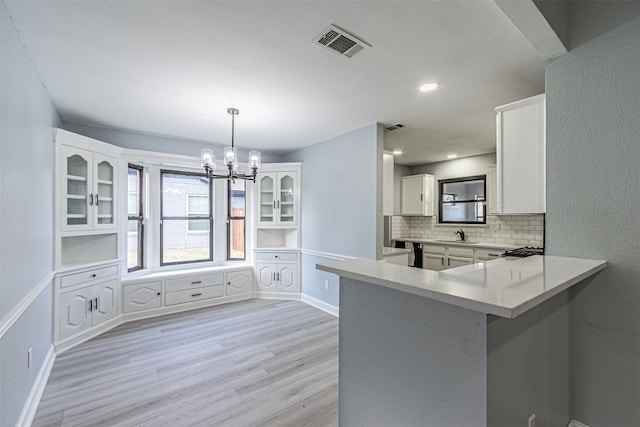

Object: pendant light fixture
[201,108,261,182]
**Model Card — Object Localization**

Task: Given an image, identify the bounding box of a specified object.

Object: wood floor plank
[32,299,338,427]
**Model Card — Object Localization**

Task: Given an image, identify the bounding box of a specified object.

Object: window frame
[127,164,144,272]
[159,169,214,266]
[186,194,211,233]
[438,175,487,225]
[227,179,247,261]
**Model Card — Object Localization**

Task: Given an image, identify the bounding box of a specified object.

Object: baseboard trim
[0,271,54,339]
[301,293,339,317]
[568,420,590,427]
[16,345,56,427]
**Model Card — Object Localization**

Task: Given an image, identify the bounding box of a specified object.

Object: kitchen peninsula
[317,255,606,426]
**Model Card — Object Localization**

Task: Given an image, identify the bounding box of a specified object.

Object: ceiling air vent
[314,24,370,59]
[384,124,405,132]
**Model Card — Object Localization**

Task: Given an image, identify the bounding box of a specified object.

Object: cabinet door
[447,256,474,269]
[276,264,299,293]
[92,279,118,326]
[277,172,298,226]
[258,173,276,225]
[226,270,253,296]
[424,254,445,271]
[93,154,117,230]
[61,146,93,232]
[60,288,92,339]
[401,176,424,215]
[256,263,277,291]
[123,281,162,313]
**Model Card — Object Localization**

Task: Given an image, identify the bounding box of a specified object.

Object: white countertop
[317,255,606,318]
[382,247,412,256]
[392,237,521,250]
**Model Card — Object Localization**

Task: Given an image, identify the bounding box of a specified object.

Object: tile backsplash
[392,214,544,247]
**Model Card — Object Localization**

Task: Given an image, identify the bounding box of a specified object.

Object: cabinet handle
[89,194,94,206]
[94,297,98,310]
[488,253,499,257]
[191,293,202,297]
[441,258,444,266]
[95,195,99,206]
[273,272,276,281]
[275,255,278,259]
[91,274,97,278]
[420,193,423,201]
[447,259,451,267]
[156,292,161,296]
[273,201,276,209]
[277,200,280,209]
[277,272,280,281]
[191,281,202,285]
[88,299,93,312]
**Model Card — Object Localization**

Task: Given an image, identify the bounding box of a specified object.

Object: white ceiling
[5,0,546,165]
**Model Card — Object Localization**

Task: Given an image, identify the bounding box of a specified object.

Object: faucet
[455,228,465,241]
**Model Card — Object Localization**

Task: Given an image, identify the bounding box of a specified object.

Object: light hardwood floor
[33,299,339,427]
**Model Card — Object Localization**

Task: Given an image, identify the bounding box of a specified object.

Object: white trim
[568,420,590,427]
[0,272,54,339]
[300,249,356,261]
[301,293,339,317]
[15,345,56,427]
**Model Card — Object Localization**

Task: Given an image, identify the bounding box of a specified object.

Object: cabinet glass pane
[279,175,294,223]
[66,155,88,225]
[260,176,274,222]
[97,161,114,225]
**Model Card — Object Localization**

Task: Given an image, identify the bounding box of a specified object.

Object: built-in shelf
[67,175,87,182]
[256,228,299,249]
[66,214,87,219]
[67,195,86,200]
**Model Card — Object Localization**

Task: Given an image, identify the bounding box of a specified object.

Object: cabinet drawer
[255,252,298,262]
[447,246,474,258]
[165,273,223,293]
[60,265,119,288]
[423,245,445,255]
[475,249,504,260]
[165,285,224,306]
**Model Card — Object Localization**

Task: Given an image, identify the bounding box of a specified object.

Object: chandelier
[201,108,261,182]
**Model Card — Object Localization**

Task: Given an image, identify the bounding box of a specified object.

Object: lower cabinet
[123,281,162,313]
[423,244,506,271]
[255,251,300,294]
[59,278,118,340]
[226,270,253,296]
[423,245,446,271]
[446,246,474,269]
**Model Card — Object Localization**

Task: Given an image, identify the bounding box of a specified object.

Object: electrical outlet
[490,223,500,232]
[324,280,329,290]
[528,413,536,427]
[27,348,32,369]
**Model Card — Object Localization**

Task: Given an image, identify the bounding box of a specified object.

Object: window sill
[122,261,253,284]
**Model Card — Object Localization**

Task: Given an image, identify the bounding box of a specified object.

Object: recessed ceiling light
[447,154,457,159]
[419,82,439,92]
[393,150,403,155]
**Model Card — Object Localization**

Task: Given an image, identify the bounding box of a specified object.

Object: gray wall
[63,122,284,163]
[339,278,487,426]
[568,1,640,49]
[546,16,640,426]
[0,1,60,424]
[284,124,381,308]
[409,152,496,179]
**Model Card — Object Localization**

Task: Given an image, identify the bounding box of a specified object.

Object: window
[160,170,213,265]
[127,165,144,271]
[438,175,486,224]
[227,180,246,260]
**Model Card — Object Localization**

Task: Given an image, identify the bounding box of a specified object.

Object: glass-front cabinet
[61,145,118,232]
[257,171,298,226]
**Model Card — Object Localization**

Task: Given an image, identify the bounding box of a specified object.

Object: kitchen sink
[434,239,477,244]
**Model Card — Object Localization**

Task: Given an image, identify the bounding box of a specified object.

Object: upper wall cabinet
[495,94,546,214]
[60,145,118,232]
[257,170,299,226]
[401,174,434,216]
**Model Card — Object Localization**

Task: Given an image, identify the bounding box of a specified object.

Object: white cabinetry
[56,262,120,342]
[123,281,162,313]
[257,171,299,226]
[401,174,434,216]
[255,251,300,295]
[225,270,253,296]
[423,245,446,271]
[59,145,118,232]
[423,244,508,271]
[495,94,545,214]
[165,273,224,306]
